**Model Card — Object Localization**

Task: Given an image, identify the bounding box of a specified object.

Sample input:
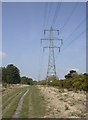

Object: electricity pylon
[41,26,63,84]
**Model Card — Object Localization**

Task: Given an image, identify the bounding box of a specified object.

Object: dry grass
[38,85,87,118]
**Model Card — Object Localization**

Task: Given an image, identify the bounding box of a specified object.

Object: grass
[2,86,23,104]
[2,87,28,118]
[2,85,47,118]
[20,85,47,118]
[20,87,30,118]
[29,85,46,118]
[2,87,24,111]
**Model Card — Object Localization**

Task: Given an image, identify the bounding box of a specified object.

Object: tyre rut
[12,89,29,118]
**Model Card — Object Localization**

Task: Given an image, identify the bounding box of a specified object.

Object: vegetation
[2,85,46,118]
[20,86,46,118]
[2,87,28,118]
[29,86,46,118]
[38,80,46,85]
[20,76,33,85]
[39,70,88,91]
[2,64,88,91]
[2,64,34,86]
[0,67,1,83]
[2,64,20,84]
[20,88,30,118]
[65,70,78,79]
[2,87,24,110]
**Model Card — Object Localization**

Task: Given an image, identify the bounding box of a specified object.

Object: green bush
[39,73,88,91]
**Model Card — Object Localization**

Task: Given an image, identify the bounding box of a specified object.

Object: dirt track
[12,89,29,118]
[2,85,87,118]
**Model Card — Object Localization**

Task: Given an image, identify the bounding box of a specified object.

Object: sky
[2,2,86,80]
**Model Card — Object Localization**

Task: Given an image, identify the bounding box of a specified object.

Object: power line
[39,3,48,81]
[62,29,86,52]
[42,3,49,33]
[44,3,51,29]
[55,28,86,61]
[55,29,86,61]
[52,2,62,28]
[60,2,78,31]
[63,18,85,45]
[46,3,53,28]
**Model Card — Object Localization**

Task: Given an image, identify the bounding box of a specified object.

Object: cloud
[0,51,7,59]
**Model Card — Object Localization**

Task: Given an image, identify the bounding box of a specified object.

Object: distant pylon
[41,26,63,84]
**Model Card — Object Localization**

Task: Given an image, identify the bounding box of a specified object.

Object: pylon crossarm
[44,29,59,32]
[43,47,49,52]
[41,38,62,40]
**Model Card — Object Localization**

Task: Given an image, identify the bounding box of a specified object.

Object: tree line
[39,70,88,91]
[1,64,35,87]
[1,64,88,91]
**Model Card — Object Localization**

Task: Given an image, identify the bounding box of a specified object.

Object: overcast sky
[2,2,86,80]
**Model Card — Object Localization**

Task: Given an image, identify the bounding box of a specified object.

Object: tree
[21,76,33,85]
[33,81,38,85]
[0,67,2,83]
[2,67,7,83]
[69,70,78,77]
[65,70,78,79]
[47,75,58,83]
[6,64,20,84]
[38,80,46,85]
[65,73,72,79]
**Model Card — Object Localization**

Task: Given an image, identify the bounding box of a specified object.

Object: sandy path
[12,89,29,118]
[38,85,86,118]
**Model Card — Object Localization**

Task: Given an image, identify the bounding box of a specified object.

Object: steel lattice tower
[41,27,62,84]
